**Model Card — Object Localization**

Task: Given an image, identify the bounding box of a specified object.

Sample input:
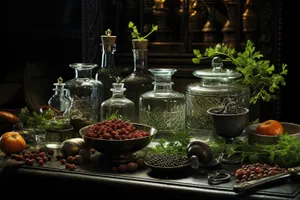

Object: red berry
[67,156,74,163]
[127,162,138,173]
[48,149,55,156]
[42,156,48,162]
[38,160,44,166]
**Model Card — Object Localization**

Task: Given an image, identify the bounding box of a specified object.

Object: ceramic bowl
[246,122,300,145]
[79,123,157,156]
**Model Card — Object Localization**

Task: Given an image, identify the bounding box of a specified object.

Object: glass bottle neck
[153,82,173,91]
[133,49,148,72]
[101,45,116,68]
[75,69,93,79]
[112,91,125,98]
[53,85,66,97]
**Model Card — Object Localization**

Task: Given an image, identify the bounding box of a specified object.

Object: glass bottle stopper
[57,77,63,84]
[101,28,116,46]
[111,82,126,92]
[211,56,223,72]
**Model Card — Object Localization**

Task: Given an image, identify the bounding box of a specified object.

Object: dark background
[2,0,300,123]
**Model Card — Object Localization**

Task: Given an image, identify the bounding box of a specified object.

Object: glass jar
[186,57,250,140]
[121,39,153,122]
[65,63,103,123]
[101,82,135,122]
[139,68,186,139]
[95,29,120,101]
[48,77,72,122]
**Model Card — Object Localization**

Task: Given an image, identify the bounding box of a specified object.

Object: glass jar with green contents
[186,57,250,141]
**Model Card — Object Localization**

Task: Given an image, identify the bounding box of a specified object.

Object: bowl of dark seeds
[144,153,190,175]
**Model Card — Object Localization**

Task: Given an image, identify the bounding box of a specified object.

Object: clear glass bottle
[47,77,72,121]
[121,39,153,122]
[65,63,103,123]
[95,29,120,101]
[101,82,135,122]
[139,68,186,139]
[185,56,250,141]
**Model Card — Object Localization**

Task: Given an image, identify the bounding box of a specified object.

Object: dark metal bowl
[247,122,300,145]
[79,123,157,156]
[207,107,249,139]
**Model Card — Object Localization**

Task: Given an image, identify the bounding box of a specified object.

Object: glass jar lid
[193,57,241,80]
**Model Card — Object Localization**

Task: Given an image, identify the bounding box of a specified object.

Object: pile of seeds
[145,154,189,168]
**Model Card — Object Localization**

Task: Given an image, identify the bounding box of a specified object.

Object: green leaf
[128,21,134,28]
[191,40,288,104]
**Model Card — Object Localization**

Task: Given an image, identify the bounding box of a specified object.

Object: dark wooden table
[1,149,299,200]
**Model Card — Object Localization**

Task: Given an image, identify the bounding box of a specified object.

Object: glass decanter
[95,29,120,101]
[65,63,103,123]
[48,77,72,121]
[185,57,250,142]
[121,39,153,122]
[100,81,135,122]
[139,68,186,139]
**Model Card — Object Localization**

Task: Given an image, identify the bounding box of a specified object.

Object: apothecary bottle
[185,57,250,138]
[95,29,120,101]
[101,82,135,122]
[65,63,103,123]
[139,68,186,139]
[121,39,153,122]
[47,77,72,122]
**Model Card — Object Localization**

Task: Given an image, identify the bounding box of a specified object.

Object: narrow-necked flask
[95,29,120,101]
[121,39,153,122]
[101,81,135,122]
[48,77,72,120]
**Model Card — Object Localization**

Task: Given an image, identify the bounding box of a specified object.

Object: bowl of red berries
[79,119,157,159]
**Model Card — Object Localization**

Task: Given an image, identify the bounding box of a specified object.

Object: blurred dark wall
[3,0,82,109]
[280,1,300,123]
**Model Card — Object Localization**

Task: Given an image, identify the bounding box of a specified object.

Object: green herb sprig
[105,112,129,122]
[151,131,191,155]
[128,21,158,41]
[209,134,300,168]
[192,40,288,104]
[19,107,54,129]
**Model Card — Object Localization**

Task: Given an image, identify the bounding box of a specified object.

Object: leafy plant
[19,107,54,129]
[128,21,158,41]
[192,40,288,104]
[105,112,129,122]
[208,134,300,168]
[18,107,68,130]
[150,131,192,155]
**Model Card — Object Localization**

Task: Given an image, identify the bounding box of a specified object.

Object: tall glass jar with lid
[121,39,153,122]
[95,29,120,101]
[101,81,135,122]
[65,63,103,123]
[186,57,250,141]
[139,68,185,139]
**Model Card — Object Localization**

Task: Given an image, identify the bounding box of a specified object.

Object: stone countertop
[0,148,299,200]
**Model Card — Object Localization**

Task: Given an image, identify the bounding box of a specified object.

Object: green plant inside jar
[192,40,288,104]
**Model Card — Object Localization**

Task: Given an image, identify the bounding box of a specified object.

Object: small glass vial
[101,81,135,122]
[139,68,186,139]
[48,77,72,121]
